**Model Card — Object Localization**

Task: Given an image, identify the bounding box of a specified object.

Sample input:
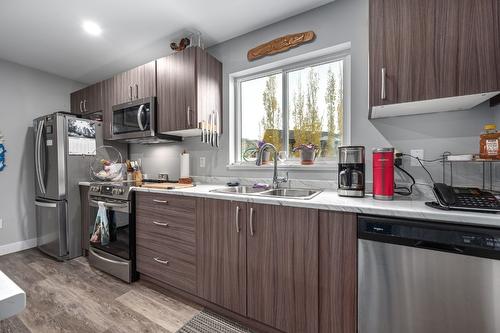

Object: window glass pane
[240,73,283,162]
[288,59,344,159]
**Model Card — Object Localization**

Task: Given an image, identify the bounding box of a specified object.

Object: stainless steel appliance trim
[338,189,365,197]
[36,119,47,194]
[358,238,500,333]
[89,199,130,213]
[35,201,57,208]
[137,104,145,131]
[373,193,394,200]
[35,120,43,194]
[110,96,158,141]
[88,247,132,283]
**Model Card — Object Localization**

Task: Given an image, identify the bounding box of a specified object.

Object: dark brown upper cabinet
[112,61,156,105]
[156,47,222,136]
[369,0,500,116]
[70,81,103,115]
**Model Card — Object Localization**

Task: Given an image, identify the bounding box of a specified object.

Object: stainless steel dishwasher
[358,215,500,333]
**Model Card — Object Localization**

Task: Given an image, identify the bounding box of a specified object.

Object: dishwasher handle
[414,240,464,254]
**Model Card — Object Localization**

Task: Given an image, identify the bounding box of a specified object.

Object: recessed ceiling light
[82,21,102,36]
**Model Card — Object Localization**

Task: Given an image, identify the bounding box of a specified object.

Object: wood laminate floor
[0,249,201,333]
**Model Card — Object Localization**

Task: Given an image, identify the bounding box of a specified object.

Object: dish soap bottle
[479,124,499,160]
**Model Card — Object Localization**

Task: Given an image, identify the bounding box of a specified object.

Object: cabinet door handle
[79,100,83,113]
[153,199,168,204]
[235,205,240,233]
[381,67,386,100]
[135,84,139,99]
[83,99,87,112]
[186,106,192,127]
[249,207,255,236]
[153,257,169,265]
[129,86,133,100]
[152,221,169,227]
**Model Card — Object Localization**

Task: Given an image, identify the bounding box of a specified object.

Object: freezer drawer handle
[35,201,57,208]
[89,247,129,266]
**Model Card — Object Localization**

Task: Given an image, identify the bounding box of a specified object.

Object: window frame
[229,44,351,169]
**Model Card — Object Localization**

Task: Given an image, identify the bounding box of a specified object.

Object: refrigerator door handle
[35,201,57,208]
[35,120,46,194]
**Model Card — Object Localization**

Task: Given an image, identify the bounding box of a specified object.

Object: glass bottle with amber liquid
[479,124,499,160]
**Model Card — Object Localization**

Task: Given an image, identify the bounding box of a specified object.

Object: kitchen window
[232,50,350,168]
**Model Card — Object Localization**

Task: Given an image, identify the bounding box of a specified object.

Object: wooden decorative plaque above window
[247,31,316,61]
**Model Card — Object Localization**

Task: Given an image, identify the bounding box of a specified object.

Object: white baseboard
[0,238,37,256]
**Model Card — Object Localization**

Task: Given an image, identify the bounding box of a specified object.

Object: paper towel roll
[180,153,190,179]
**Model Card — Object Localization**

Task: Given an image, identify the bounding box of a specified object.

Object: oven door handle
[137,104,145,131]
[90,199,129,210]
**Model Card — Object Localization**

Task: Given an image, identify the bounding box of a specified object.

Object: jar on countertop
[480,124,499,160]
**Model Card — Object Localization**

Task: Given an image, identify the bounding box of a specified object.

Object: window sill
[227,162,338,171]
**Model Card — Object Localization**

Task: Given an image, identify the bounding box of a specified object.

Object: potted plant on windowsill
[293,143,319,165]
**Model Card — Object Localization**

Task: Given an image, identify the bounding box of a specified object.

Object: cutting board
[141,182,195,190]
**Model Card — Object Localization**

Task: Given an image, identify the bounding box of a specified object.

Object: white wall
[132,0,499,188]
[0,58,83,251]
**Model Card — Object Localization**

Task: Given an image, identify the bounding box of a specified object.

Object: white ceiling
[0,0,333,84]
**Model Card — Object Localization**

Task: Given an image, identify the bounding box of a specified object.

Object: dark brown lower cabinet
[319,211,357,333]
[246,204,319,333]
[79,185,90,255]
[197,199,247,315]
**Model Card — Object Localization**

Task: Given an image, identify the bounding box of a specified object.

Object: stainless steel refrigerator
[34,112,103,260]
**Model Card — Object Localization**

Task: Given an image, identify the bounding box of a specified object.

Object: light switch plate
[199,157,206,168]
[0,218,3,229]
[410,149,424,166]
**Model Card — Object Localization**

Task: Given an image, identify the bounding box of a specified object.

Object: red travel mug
[372,148,394,200]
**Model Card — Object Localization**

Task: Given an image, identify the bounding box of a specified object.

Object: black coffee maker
[338,146,365,197]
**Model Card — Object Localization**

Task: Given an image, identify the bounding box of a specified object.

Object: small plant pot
[300,149,316,165]
[261,151,272,165]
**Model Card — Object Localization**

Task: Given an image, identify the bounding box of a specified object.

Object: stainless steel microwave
[111,97,181,143]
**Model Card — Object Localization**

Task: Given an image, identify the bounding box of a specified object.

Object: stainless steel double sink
[210,186,322,200]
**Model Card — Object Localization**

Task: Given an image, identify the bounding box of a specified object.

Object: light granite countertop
[131,184,500,228]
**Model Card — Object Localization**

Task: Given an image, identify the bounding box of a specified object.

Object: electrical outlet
[410,149,424,166]
[199,157,206,168]
[0,218,3,229]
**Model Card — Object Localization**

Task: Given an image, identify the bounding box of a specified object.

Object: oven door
[111,97,155,140]
[89,198,131,260]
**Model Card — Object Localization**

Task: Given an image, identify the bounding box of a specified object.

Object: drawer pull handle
[152,221,169,227]
[153,257,169,265]
[153,199,169,204]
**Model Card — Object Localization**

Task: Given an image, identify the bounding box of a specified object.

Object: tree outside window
[239,58,344,163]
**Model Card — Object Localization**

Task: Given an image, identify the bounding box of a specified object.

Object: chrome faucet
[256,143,288,189]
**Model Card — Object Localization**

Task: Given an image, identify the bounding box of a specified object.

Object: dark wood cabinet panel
[70,81,103,115]
[319,211,357,333]
[197,199,247,316]
[112,61,156,105]
[79,185,89,255]
[370,0,500,107]
[157,47,222,134]
[135,192,198,295]
[157,48,196,132]
[136,244,197,294]
[246,204,319,333]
